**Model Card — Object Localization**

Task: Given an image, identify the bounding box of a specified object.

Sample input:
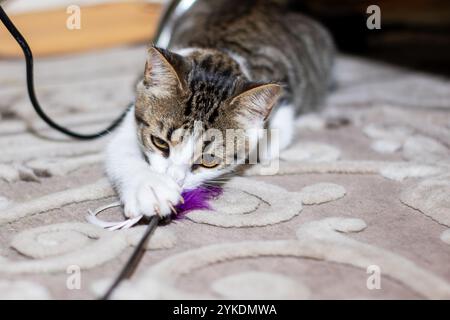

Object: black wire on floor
[0,5,166,299]
[0,5,130,140]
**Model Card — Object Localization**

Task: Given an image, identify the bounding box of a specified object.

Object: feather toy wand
[99,185,222,299]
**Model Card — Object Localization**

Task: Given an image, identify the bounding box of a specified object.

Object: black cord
[0,5,129,140]
[0,4,156,299]
[0,3,176,300]
[101,215,161,300]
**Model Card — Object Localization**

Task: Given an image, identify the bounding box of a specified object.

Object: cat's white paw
[121,171,181,218]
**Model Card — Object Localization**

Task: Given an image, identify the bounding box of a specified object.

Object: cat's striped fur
[169,0,335,115]
[106,0,335,219]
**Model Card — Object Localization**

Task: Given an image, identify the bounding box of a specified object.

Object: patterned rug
[0,46,449,299]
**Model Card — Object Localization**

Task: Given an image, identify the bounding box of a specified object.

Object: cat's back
[169,0,335,113]
[170,0,326,52]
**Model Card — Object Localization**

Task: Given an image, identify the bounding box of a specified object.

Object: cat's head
[135,46,281,190]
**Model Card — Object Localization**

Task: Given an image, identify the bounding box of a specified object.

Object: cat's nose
[167,166,186,186]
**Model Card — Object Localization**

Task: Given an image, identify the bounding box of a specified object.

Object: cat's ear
[230,83,282,125]
[143,46,190,92]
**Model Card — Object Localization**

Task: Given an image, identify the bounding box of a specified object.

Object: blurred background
[1,0,449,76]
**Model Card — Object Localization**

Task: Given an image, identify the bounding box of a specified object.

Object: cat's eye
[151,135,169,152]
[200,154,220,169]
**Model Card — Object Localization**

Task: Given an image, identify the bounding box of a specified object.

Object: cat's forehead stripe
[169,126,188,144]
[166,127,174,141]
[157,120,164,131]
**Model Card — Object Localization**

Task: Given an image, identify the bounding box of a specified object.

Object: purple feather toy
[87,185,223,230]
[174,185,223,219]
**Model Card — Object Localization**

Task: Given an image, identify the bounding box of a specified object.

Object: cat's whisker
[201,183,217,188]
[209,177,229,182]
[201,180,221,185]
[206,177,232,183]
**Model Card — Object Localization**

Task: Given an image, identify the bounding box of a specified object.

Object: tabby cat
[106,0,334,219]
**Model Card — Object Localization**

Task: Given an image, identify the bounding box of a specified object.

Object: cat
[105,0,334,219]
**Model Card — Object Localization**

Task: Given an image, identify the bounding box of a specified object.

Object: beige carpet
[0,46,449,299]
